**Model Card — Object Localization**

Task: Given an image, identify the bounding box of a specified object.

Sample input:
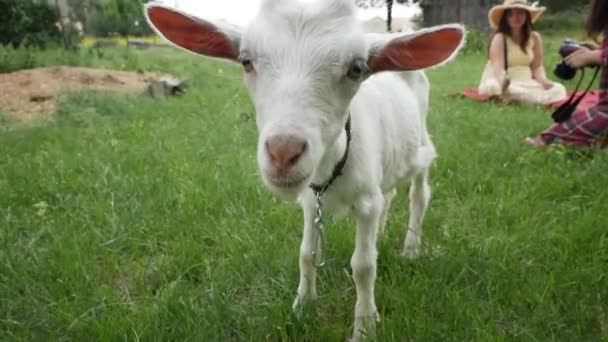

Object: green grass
[0,109,12,127]
[1,34,607,340]
[0,44,175,74]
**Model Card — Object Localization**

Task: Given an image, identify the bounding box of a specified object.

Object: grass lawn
[1,28,607,340]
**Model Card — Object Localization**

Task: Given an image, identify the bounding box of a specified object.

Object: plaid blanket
[540,29,608,146]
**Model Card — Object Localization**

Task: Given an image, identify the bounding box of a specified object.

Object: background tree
[0,0,62,48]
[417,0,589,28]
[66,0,92,33]
[355,0,411,8]
[89,0,152,37]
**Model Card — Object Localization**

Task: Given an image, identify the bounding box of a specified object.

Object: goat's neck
[311,119,349,188]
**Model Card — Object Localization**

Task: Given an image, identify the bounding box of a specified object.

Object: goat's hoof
[292,293,314,319]
[351,313,380,341]
[292,296,304,319]
[401,243,421,259]
[292,287,317,318]
[402,234,421,259]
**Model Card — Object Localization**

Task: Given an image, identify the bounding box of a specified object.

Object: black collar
[309,114,352,196]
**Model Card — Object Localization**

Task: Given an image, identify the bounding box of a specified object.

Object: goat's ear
[145,4,241,61]
[366,24,465,72]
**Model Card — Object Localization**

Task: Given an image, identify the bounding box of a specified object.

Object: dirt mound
[0,66,159,125]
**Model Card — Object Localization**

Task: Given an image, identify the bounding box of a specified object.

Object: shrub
[460,30,489,55]
[533,11,587,34]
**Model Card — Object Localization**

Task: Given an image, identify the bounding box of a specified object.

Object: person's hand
[565,47,601,69]
[580,41,600,50]
[501,76,510,92]
[540,79,554,90]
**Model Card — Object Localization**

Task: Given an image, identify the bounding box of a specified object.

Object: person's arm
[530,32,554,89]
[564,46,603,68]
[488,33,510,90]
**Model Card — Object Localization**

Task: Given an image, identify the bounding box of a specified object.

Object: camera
[554,39,597,80]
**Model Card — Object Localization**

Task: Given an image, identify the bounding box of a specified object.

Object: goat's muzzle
[265,134,307,176]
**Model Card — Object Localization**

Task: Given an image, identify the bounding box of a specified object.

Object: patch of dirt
[0,66,159,125]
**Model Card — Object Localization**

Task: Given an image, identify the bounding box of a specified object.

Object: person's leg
[525,106,608,147]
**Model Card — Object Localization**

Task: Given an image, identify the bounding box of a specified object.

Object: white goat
[145,0,464,339]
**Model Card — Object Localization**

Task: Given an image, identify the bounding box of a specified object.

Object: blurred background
[0,0,590,52]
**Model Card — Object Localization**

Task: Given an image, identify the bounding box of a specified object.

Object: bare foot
[523,136,546,148]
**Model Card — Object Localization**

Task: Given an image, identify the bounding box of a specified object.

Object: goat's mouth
[268,175,309,189]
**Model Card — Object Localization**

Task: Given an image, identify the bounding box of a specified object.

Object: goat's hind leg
[402,169,431,259]
[377,188,396,237]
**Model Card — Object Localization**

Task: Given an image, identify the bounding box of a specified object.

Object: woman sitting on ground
[478,0,567,105]
[524,0,607,147]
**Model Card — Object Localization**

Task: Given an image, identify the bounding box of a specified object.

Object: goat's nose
[265,135,307,174]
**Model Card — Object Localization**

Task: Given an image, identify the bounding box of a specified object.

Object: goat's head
[145,0,464,197]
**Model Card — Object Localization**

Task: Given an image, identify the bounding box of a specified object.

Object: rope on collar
[309,114,352,196]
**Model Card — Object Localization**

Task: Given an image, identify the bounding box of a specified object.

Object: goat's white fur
[145,0,464,339]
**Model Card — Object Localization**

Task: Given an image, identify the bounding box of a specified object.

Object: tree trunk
[54,0,69,48]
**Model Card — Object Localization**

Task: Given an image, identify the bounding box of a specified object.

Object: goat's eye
[241,59,254,72]
[347,60,367,80]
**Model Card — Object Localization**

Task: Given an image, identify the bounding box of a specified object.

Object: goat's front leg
[292,192,318,315]
[351,193,383,340]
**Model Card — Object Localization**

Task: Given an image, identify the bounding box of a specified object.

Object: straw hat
[488,0,546,29]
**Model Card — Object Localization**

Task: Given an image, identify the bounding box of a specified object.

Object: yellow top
[505,35,534,80]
